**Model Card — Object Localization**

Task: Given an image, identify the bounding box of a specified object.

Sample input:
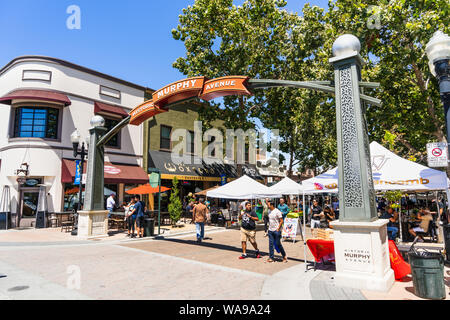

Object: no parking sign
[427,142,448,167]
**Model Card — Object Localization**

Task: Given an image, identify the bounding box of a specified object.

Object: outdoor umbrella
[195,185,220,197]
[125,184,170,195]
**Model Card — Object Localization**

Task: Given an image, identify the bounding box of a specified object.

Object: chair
[61,214,75,232]
[48,213,59,228]
[415,220,438,243]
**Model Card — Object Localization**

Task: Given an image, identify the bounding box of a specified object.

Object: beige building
[0,56,149,227]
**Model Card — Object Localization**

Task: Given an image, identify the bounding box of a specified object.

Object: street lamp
[70,129,88,236]
[426,31,450,147]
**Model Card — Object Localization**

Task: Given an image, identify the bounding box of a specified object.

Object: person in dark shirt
[310,200,323,232]
[239,202,261,259]
[130,194,146,238]
[380,206,398,240]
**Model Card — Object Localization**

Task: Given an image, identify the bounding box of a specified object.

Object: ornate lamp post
[328,34,394,292]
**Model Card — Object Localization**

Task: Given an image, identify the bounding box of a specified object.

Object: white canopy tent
[206,175,278,199]
[268,177,304,195]
[302,141,449,193]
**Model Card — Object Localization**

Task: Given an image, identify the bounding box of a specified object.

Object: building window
[187,130,195,154]
[160,125,172,150]
[14,107,59,139]
[245,143,249,163]
[104,117,120,148]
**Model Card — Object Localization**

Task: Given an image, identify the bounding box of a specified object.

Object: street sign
[149,172,159,188]
[427,142,448,167]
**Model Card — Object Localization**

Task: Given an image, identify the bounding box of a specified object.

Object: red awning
[94,101,128,118]
[0,89,71,106]
[61,159,148,184]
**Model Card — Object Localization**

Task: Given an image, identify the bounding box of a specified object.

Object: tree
[172,0,450,175]
[172,0,335,173]
[168,177,182,226]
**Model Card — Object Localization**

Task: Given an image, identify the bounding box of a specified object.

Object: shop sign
[427,142,448,167]
[25,179,40,187]
[220,174,227,185]
[104,165,121,175]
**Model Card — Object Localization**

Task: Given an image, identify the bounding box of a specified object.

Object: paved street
[0,228,449,300]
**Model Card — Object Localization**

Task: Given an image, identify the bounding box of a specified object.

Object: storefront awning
[0,89,71,106]
[148,150,263,181]
[94,101,128,118]
[61,159,148,184]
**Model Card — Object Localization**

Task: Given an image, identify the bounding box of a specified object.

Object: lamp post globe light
[426,31,450,151]
[90,115,106,128]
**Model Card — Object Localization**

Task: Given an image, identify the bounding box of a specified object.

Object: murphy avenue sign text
[129,76,252,126]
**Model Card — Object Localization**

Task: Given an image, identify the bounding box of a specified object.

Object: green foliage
[383,190,403,209]
[172,0,450,173]
[168,177,182,225]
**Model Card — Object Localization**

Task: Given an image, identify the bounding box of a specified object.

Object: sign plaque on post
[427,142,448,167]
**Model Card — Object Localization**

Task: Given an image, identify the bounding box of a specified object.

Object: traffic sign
[427,142,448,167]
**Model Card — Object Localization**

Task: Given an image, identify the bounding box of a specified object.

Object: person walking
[310,199,323,232]
[193,198,208,243]
[130,195,146,238]
[125,198,136,238]
[239,202,261,259]
[278,198,290,220]
[106,193,116,218]
[266,200,287,263]
[262,198,270,237]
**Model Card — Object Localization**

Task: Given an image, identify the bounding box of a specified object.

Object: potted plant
[168,177,182,227]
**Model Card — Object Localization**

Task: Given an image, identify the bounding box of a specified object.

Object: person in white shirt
[266,200,287,263]
[106,193,116,218]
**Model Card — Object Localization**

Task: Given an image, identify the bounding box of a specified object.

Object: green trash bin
[408,249,446,300]
[255,206,263,221]
[144,218,155,237]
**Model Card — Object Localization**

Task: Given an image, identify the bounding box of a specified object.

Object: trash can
[0,212,11,230]
[144,218,155,237]
[408,249,446,299]
[443,224,450,263]
[217,215,225,227]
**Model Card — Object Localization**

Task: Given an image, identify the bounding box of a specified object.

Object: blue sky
[0,0,330,170]
[0,0,329,90]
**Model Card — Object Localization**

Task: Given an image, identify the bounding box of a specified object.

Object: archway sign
[128,76,252,126]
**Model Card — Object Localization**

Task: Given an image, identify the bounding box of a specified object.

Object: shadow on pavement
[154,236,307,263]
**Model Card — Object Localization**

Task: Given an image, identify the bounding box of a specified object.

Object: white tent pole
[436,191,442,243]
[399,195,403,243]
[303,191,308,272]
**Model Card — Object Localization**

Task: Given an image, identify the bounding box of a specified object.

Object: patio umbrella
[195,185,220,196]
[125,184,170,195]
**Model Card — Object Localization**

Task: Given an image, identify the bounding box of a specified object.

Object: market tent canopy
[125,184,171,195]
[206,175,278,199]
[268,177,304,195]
[302,141,449,193]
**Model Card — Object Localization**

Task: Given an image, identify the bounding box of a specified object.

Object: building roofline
[0,55,155,93]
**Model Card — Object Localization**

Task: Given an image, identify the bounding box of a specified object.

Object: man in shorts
[131,194,146,238]
[239,202,261,259]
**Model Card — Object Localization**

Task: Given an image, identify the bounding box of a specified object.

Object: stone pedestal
[77,210,109,239]
[330,219,394,292]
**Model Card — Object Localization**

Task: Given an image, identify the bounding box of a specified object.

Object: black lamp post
[70,129,88,234]
[426,31,450,156]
